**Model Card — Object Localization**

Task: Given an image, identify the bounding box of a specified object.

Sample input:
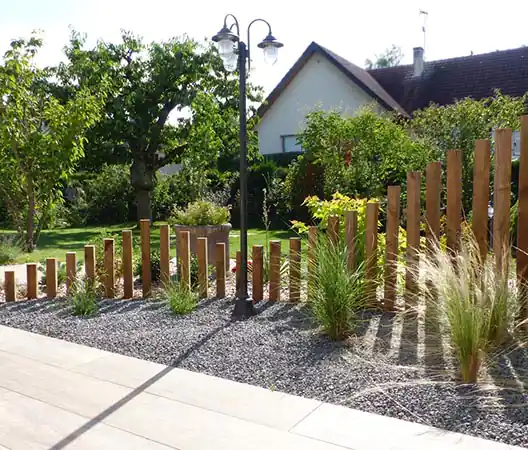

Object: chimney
[413,47,424,77]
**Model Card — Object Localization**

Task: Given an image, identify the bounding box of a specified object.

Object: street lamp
[212,14,283,318]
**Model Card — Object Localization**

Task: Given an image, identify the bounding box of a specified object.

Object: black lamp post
[212,14,283,318]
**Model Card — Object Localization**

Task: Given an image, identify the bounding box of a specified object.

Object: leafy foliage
[164,280,198,315]
[365,44,403,69]
[69,276,99,317]
[0,236,22,265]
[134,249,162,283]
[171,200,230,226]
[0,35,105,251]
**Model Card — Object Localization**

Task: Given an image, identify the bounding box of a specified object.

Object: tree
[365,45,403,69]
[57,31,261,220]
[0,36,104,251]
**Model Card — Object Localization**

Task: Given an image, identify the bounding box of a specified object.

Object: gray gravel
[0,297,526,448]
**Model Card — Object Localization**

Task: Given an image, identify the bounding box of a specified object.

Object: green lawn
[1,225,301,264]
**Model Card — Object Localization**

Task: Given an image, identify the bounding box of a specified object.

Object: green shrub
[90,230,126,283]
[310,236,366,340]
[171,200,230,226]
[134,248,161,283]
[0,235,21,265]
[153,172,197,221]
[69,276,99,316]
[39,260,69,287]
[420,234,520,383]
[164,281,198,315]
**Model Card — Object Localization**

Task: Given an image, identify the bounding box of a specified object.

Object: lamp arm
[246,18,272,72]
[223,13,240,37]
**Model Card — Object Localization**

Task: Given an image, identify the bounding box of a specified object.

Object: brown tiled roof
[257,42,528,119]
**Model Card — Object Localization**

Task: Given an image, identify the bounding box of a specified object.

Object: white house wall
[257,54,386,155]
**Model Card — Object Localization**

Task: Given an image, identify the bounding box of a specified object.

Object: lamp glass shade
[218,38,234,57]
[223,53,238,72]
[263,45,278,65]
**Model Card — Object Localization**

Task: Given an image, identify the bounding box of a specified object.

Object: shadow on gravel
[398,312,418,366]
[424,302,446,375]
[48,320,233,450]
[373,312,395,353]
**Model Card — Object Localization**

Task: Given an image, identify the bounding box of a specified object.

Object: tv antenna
[420,10,428,51]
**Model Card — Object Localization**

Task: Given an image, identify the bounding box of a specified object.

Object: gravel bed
[0,297,526,447]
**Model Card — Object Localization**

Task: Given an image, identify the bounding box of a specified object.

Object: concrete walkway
[0,325,522,450]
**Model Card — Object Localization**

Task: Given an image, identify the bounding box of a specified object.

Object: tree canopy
[365,45,403,69]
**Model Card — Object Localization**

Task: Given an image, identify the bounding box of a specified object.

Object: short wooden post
[122,230,133,299]
[365,202,379,304]
[447,150,462,253]
[269,240,281,301]
[426,162,442,251]
[289,238,301,302]
[84,245,96,285]
[160,224,170,286]
[384,186,401,311]
[235,251,241,296]
[140,219,151,298]
[307,226,318,290]
[328,215,340,245]
[26,263,37,300]
[405,171,421,304]
[104,238,115,298]
[66,252,77,295]
[197,237,208,298]
[216,242,226,298]
[4,271,15,302]
[179,230,191,290]
[46,258,57,298]
[252,245,264,302]
[517,116,528,327]
[345,211,358,272]
[494,129,512,272]
[472,140,491,261]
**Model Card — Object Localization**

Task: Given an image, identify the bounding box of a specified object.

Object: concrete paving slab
[74,352,322,431]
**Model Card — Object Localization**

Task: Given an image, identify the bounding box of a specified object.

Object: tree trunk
[130,159,155,222]
[26,178,35,252]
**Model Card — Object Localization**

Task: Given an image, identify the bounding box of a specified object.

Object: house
[256,42,528,157]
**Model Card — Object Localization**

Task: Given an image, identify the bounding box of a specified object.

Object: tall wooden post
[269,240,281,301]
[345,211,358,272]
[216,242,226,298]
[160,224,170,286]
[328,215,340,245]
[179,230,191,290]
[426,162,442,251]
[4,271,15,302]
[493,129,512,272]
[197,237,208,299]
[46,258,57,299]
[84,245,96,285]
[66,252,77,295]
[365,202,379,305]
[447,150,463,253]
[472,140,491,261]
[122,230,133,299]
[140,219,151,298]
[405,171,421,304]
[517,116,528,327]
[289,238,301,302]
[104,238,115,298]
[26,263,37,300]
[384,186,401,311]
[252,245,264,302]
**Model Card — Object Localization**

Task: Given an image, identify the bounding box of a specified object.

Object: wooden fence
[3,118,528,327]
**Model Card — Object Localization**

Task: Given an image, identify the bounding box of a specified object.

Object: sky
[1,0,527,96]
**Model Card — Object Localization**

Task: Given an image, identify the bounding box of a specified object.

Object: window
[281,134,303,153]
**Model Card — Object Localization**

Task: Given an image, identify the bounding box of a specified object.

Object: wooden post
[365,202,379,305]
[46,258,57,299]
[517,116,528,327]
[197,237,208,298]
[179,230,191,290]
[269,240,281,301]
[472,140,491,262]
[447,150,463,253]
[104,238,115,298]
[4,271,15,302]
[140,219,151,298]
[122,230,133,299]
[26,263,37,300]
[426,162,442,251]
[328,215,339,245]
[405,171,421,304]
[66,252,77,295]
[235,251,241,296]
[252,245,264,302]
[289,238,301,302]
[384,186,401,311]
[160,224,170,286]
[84,245,96,285]
[494,129,512,272]
[216,242,226,298]
[308,226,317,285]
[345,211,358,271]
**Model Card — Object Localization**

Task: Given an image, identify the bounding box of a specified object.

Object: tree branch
[154,143,187,169]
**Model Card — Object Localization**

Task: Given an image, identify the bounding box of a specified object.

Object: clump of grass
[310,236,366,340]
[69,277,99,317]
[421,234,521,383]
[164,280,198,315]
[0,235,21,265]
